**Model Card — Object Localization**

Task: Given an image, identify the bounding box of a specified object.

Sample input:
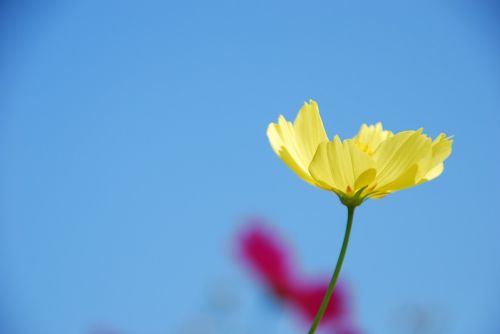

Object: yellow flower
[267,100,453,206]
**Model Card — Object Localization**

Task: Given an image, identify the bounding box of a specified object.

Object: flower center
[353,141,375,155]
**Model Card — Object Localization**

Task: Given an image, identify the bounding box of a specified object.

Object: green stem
[308,206,356,334]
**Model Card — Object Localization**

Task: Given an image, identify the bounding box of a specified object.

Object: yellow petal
[293,100,329,162]
[420,133,453,182]
[372,130,432,194]
[422,163,444,182]
[353,122,393,155]
[266,100,328,186]
[308,136,376,196]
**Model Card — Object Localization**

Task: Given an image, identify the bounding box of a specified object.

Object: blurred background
[1,0,500,333]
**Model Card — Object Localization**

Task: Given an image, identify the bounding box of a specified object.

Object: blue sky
[1,1,500,333]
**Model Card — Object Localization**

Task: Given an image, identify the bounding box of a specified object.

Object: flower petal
[293,100,329,163]
[372,130,432,194]
[420,133,453,182]
[266,100,328,186]
[308,136,376,195]
[353,122,393,155]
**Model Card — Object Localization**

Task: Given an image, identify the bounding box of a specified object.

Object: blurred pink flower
[237,218,360,332]
[237,220,294,298]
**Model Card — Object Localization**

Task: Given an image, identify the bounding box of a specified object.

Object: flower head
[267,100,453,206]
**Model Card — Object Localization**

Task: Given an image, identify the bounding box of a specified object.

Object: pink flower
[237,220,295,298]
[237,218,360,332]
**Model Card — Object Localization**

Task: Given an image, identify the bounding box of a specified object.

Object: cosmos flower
[266,100,453,333]
[237,220,358,330]
[267,100,453,207]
